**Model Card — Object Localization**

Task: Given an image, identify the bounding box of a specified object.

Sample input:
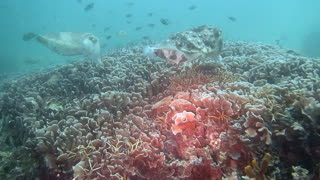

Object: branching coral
[244,153,272,180]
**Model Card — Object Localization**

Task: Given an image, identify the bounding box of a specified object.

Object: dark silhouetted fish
[188,5,197,10]
[106,35,112,40]
[147,13,153,17]
[84,3,94,11]
[126,2,134,7]
[160,18,170,25]
[104,27,111,32]
[135,26,142,31]
[147,24,155,28]
[125,13,133,18]
[142,36,150,40]
[228,16,237,22]
[126,20,132,24]
[24,57,40,65]
[286,49,300,56]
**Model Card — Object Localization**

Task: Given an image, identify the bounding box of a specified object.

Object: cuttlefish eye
[88,36,97,43]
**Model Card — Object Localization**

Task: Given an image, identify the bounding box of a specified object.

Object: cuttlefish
[23,32,102,64]
[143,45,201,66]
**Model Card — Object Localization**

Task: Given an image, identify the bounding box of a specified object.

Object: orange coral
[245,153,272,180]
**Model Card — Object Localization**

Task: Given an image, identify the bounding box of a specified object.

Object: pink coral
[150,82,271,177]
[171,111,196,135]
[34,81,272,179]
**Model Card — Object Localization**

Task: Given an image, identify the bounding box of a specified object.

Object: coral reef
[291,166,309,180]
[244,153,271,180]
[0,25,320,179]
[151,81,273,178]
[164,65,236,95]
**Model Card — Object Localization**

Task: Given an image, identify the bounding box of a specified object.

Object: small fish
[126,2,134,7]
[135,26,142,31]
[106,35,112,40]
[147,24,155,28]
[91,24,96,28]
[147,12,153,17]
[126,20,132,24]
[160,18,170,25]
[104,27,111,32]
[142,36,150,40]
[125,13,133,18]
[24,57,40,65]
[188,5,197,10]
[228,16,237,22]
[84,3,94,11]
[286,50,300,55]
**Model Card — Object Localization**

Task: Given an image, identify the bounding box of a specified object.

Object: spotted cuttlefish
[144,45,201,65]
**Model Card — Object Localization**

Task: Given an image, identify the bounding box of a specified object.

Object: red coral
[171,111,197,135]
[149,83,271,178]
[43,82,271,179]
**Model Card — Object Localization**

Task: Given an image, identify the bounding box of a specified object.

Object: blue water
[1,0,319,73]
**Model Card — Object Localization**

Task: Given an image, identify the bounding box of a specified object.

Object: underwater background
[1,0,320,73]
[0,0,320,180]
